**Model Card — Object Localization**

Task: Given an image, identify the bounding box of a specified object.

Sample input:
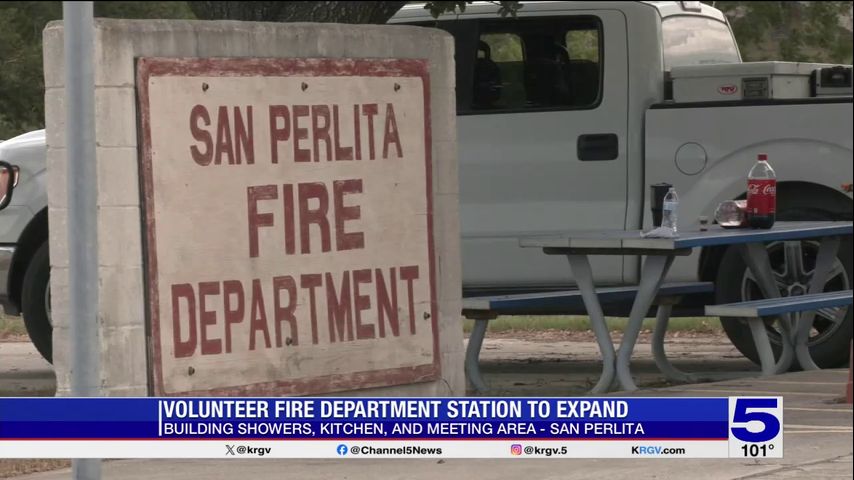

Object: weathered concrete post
[44,20,462,397]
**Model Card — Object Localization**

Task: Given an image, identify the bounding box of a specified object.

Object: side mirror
[0,161,20,211]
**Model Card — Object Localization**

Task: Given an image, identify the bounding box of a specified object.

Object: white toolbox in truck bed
[671,61,841,102]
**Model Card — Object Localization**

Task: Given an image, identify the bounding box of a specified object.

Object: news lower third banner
[0,397,782,459]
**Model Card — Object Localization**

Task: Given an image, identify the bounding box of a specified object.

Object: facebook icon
[337,444,348,456]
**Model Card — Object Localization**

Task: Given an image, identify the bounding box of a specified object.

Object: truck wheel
[21,242,52,364]
[717,234,852,369]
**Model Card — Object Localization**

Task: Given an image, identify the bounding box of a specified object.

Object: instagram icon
[510,444,523,456]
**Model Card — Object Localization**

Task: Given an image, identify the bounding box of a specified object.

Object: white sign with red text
[137,58,438,396]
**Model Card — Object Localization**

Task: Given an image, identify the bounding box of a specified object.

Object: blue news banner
[0,397,782,459]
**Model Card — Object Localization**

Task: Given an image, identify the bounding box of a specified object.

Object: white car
[2,1,852,369]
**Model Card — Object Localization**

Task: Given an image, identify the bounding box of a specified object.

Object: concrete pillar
[44,19,462,397]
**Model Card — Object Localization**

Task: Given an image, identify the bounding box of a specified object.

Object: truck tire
[21,242,52,364]
[717,215,852,369]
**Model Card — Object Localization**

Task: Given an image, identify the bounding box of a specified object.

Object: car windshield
[662,16,740,70]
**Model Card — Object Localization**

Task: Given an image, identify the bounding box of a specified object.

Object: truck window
[478,33,527,109]
[662,16,740,70]
[410,19,479,113]
[472,17,603,112]
[406,17,602,113]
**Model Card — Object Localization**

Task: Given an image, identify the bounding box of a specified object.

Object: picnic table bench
[463,281,714,393]
[462,221,853,394]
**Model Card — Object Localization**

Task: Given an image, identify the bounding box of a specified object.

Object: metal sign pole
[63,1,101,479]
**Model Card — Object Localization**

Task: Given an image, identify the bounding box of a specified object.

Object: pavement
[2,337,852,480]
[474,332,761,396]
[0,342,54,396]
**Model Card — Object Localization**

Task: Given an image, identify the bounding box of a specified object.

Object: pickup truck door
[454,11,629,290]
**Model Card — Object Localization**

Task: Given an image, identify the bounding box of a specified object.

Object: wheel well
[699,181,853,283]
[8,208,48,311]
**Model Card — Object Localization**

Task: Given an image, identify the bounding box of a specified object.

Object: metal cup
[649,183,672,227]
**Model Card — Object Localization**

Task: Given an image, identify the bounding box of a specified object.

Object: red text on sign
[247,180,365,258]
[170,265,422,357]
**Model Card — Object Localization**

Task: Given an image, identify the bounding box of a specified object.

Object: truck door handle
[577,134,619,161]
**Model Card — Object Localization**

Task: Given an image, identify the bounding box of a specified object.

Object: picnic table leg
[616,254,674,391]
[795,236,841,371]
[747,317,778,376]
[739,243,796,374]
[651,303,694,383]
[465,318,491,393]
[567,254,617,394]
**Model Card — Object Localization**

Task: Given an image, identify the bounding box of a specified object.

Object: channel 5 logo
[729,398,782,442]
[510,444,523,456]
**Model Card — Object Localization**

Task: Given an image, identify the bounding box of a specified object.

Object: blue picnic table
[518,221,853,393]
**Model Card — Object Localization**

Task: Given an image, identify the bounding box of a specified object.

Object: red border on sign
[136,57,439,396]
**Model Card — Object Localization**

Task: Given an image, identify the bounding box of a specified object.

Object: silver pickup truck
[2,1,852,369]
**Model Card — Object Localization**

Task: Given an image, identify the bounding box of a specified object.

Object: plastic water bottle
[662,187,678,233]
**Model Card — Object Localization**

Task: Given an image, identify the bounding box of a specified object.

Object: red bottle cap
[757,153,768,161]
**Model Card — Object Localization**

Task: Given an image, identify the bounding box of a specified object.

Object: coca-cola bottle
[747,153,776,229]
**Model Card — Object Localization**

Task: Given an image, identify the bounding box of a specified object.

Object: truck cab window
[662,16,740,70]
[477,33,525,109]
[474,17,603,112]
[405,20,480,113]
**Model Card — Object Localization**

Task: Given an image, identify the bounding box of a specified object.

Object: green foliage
[94,1,195,20]
[188,1,521,23]
[425,1,522,19]
[478,27,599,64]
[480,33,522,63]
[0,1,193,140]
[188,2,407,24]
[566,30,599,62]
[0,2,61,139]
[709,1,853,63]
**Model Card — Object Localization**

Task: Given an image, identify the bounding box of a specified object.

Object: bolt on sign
[137,58,438,396]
